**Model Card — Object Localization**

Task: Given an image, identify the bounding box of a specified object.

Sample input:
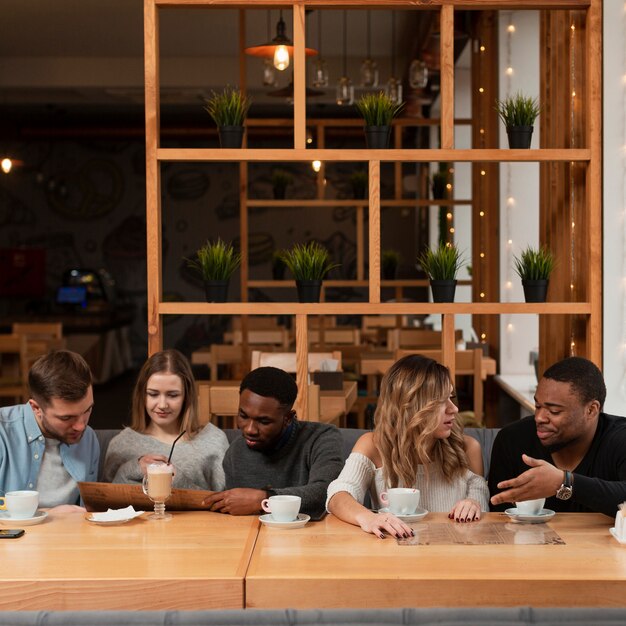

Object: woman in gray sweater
[103,349,228,490]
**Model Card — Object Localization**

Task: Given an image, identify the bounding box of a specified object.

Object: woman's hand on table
[355,510,414,539]
[448,498,481,522]
[49,504,86,514]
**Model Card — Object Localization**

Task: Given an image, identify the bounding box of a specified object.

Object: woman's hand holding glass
[355,510,414,539]
[448,498,482,522]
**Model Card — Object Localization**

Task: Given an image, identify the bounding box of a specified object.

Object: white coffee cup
[0,490,39,519]
[380,488,421,516]
[261,495,301,522]
[515,498,546,515]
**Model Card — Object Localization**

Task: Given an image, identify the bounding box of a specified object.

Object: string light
[311,160,322,173]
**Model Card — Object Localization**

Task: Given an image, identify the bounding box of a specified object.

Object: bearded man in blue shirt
[0,350,99,508]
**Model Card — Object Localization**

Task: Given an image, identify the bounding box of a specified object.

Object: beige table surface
[245,512,625,609]
[0,509,258,611]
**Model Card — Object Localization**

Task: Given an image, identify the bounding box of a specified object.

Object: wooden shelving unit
[144,0,602,421]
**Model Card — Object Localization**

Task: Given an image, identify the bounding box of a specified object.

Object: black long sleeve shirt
[488,413,626,517]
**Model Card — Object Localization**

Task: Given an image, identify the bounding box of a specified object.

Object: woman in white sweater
[327,354,489,538]
[103,349,228,490]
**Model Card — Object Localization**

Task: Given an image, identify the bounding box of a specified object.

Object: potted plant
[279,241,340,303]
[186,238,242,302]
[204,86,251,149]
[354,91,404,149]
[513,245,555,303]
[271,169,293,200]
[495,92,541,149]
[381,249,400,280]
[350,170,368,200]
[417,243,466,303]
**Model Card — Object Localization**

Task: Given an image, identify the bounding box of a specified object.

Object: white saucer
[378,507,429,522]
[504,507,555,523]
[609,527,626,545]
[259,513,310,529]
[0,510,48,526]
[84,513,142,526]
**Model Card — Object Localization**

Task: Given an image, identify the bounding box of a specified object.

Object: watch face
[556,486,573,500]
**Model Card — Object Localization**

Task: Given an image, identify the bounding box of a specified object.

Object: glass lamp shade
[409,59,429,89]
[336,76,354,106]
[312,58,329,88]
[385,77,403,106]
[273,45,290,71]
[360,58,379,87]
[263,59,277,86]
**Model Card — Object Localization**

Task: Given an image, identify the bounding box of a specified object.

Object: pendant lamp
[359,11,379,88]
[312,11,329,88]
[385,12,403,106]
[245,10,317,72]
[335,10,354,106]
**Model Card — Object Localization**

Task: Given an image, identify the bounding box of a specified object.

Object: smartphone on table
[0,529,25,538]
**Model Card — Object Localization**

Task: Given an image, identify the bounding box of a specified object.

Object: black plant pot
[430,279,457,303]
[296,280,322,303]
[364,125,391,149]
[382,264,397,281]
[506,125,534,149]
[218,126,244,148]
[522,279,549,303]
[204,280,229,303]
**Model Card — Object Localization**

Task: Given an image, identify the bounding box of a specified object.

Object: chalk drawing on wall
[166,168,210,200]
[46,158,124,219]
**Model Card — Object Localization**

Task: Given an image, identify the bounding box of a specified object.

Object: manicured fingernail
[410,530,415,536]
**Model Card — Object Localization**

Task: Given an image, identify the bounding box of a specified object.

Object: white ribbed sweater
[326,452,490,512]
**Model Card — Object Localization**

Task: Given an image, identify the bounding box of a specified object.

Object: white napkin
[89,506,144,522]
[319,358,339,372]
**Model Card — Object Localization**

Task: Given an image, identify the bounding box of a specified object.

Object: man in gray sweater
[203,366,344,519]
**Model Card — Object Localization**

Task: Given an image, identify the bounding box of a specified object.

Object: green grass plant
[495,92,541,127]
[187,238,241,281]
[418,243,465,281]
[280,241,340,281]
[355,91,404,127]
[204,87,251,127]
[513,245,555,280]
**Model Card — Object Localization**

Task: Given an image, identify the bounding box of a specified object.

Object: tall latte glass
[142,463,173,521]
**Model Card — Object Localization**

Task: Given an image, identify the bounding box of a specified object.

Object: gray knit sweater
[224,420,344,519]
[103,424,228,491]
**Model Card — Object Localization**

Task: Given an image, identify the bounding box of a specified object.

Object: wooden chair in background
[0,334,28,403]
[308,327,360,346]
[394,348,484,423]
[387,328,463,351]
[12,323,64,340]
[230,328,290,349]
[361,315,406,346]
[197,381,240,428]
[250,350,342,373]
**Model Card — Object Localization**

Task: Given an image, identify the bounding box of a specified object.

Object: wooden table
[245,512,626,608]
[494,373,536,414]
[0,509,258,610]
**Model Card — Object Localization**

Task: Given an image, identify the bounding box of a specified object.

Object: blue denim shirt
[0,403,100,501]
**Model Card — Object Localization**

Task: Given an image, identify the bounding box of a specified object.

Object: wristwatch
[556,470,573,500]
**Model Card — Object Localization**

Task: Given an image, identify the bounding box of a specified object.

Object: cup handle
[261,499,271,513]
[142,475,149,496]
[0,498,5,510]
[380,491,388,504]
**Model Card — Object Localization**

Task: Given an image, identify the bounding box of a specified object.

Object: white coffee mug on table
[515,498,546,515]
[380,488,420,516]
[261,495,301,522]
[0,490,39,519]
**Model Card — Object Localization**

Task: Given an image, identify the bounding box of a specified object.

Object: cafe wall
[0,137,418,362]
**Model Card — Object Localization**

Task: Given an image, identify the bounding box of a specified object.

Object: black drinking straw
[167,430,186,465]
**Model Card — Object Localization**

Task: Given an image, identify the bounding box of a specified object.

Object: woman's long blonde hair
[374,354,468,487]
[130,349,199,436]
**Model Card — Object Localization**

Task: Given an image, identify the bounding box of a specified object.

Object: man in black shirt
[489,356,626,517]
